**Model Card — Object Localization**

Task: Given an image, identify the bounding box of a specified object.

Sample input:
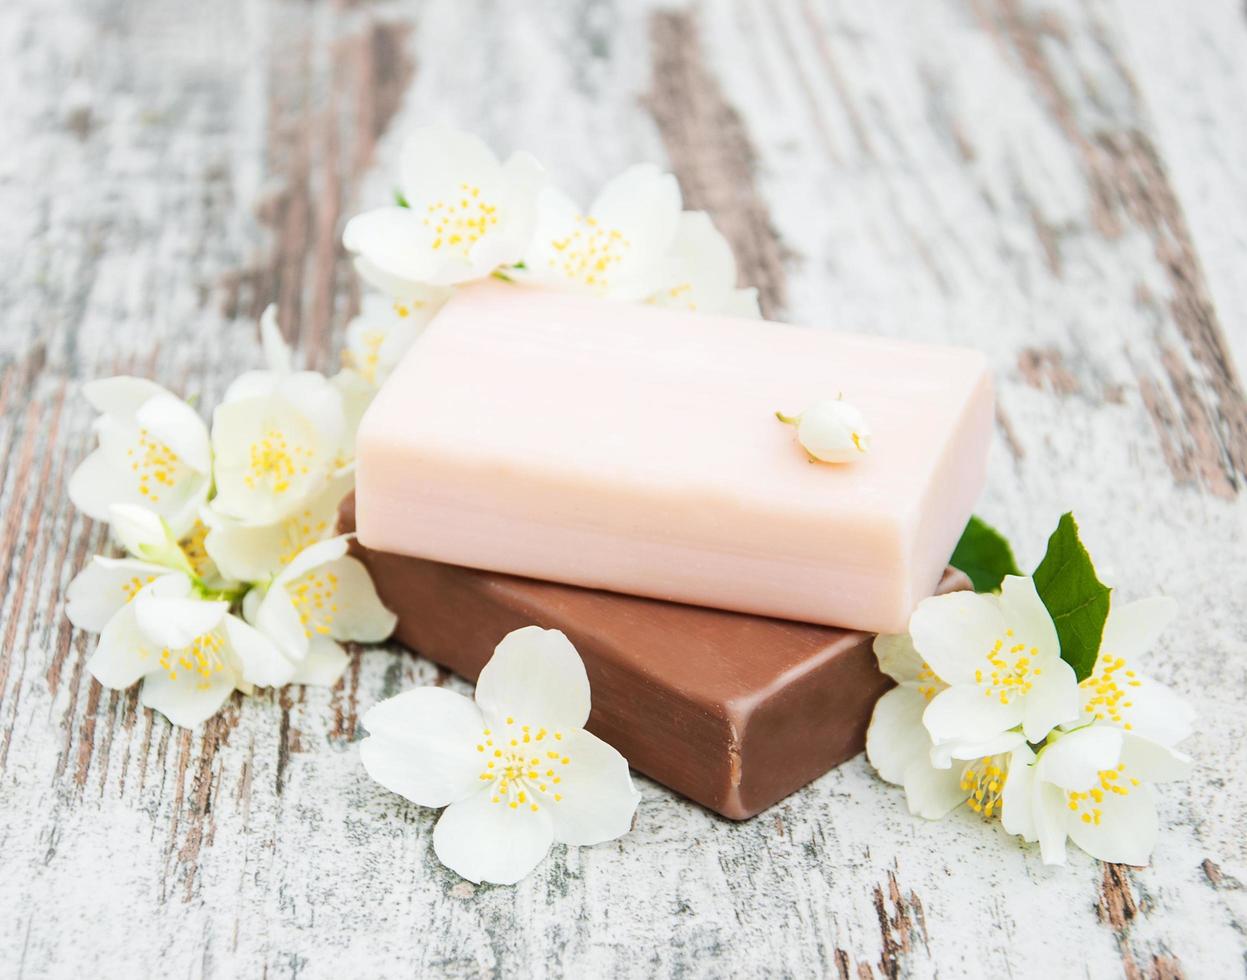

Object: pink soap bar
[355,284,992,632]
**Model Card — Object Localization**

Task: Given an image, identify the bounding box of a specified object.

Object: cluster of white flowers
[341,126,760,333]
[866,577,1193,866]
[65,308,396,727]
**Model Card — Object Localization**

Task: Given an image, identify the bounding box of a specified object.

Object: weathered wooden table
[2,0,1244,976]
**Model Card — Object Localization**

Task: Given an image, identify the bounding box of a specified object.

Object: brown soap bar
[342,497,966,820]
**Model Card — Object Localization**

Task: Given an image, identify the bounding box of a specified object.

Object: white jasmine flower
[867,634,1024,819]
[68,377,212,538]
[360,626,640,885]
[1077,596,1194,746]
[210,369,347,526]
[203,470,353,583]
[342,289,447,387]
[86,573,294,727]
[518,164,682,300]
[65,555,170,633]
[910,576,1079,753]
[1002,724,1190,866]
[246,535,395,686]
[646,211,760,317]
[996,594,1195,866]
[343,127,546,288]
[776,399,871,463]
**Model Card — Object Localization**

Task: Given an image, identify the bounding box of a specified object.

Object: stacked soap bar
[342,496,969,819]
[355,284,992,633]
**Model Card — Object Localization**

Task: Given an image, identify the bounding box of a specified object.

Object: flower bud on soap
[789,400,871,463]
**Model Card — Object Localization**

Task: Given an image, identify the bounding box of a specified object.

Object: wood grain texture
[1,0,1244,977]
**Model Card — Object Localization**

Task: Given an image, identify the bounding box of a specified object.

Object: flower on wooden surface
[79,572,294,727]
[867,633,1024,820]
[775,398,871,463]
[209,359,347,527]
[360,626,640,885]
[245,535,396,687]
[517,164,682,300]
[65,304,400,729]
[911,576,1079,753]
[68,377,212,539]
[998,595,1195,865]
[201,306,353,576]
[343,127,546,289]
[341,289,448,388]
[867,507,1196,868]
[645,211,760,317]
[1001,722,1190,866]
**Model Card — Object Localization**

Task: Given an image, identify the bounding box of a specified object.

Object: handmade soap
[355,284,991,633]
[342,497,967,820]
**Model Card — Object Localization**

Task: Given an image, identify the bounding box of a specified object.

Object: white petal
[323,556,396,643]
[132,579,228,651]
[210,395,331,524]
[86,603,152,689]
[260,304,293,376]
[68,449,138,522]
[1065,783,1159,866]
[474,626,591,731]
[646,211,737,314]
[83,376,171,421]
[1120,732,1192,784]
[277,373,346,449]
[65,556,167,633]
[1000,745,1038,840]
[222,613,295,688]
[399,127,503,201]
[139,664,236,728]
[343,207,437,283]
[908,591,1006,684]
[923,684,1022,745]
[1084,665,1195,747]
[1100,596,1178,662]
[1021,657,1080,742]
[1035,726,1123,791]
[352,257,455,307]
[432,790,554,885]
[135,394,211,474]
[1034,781,1070,865]
[273,534,350,587]
[873,633,925,684]
[542,728,638,846]
[108,504,168,558]
[361,687,486,806]
[865,685,931,784]
[222,370,278,404]
[996,576,1060,661]
[289,634,349,687]
[252,586,309,664]
[928,730,1026,770]
[901,758,968,819]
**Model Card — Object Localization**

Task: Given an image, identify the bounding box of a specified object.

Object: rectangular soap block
[356,284,991,633]
[343,497,968,820]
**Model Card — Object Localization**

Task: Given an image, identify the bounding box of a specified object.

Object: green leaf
[949,515,1021,592]
[1032,512,1111,683]
[394,189,410,208]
